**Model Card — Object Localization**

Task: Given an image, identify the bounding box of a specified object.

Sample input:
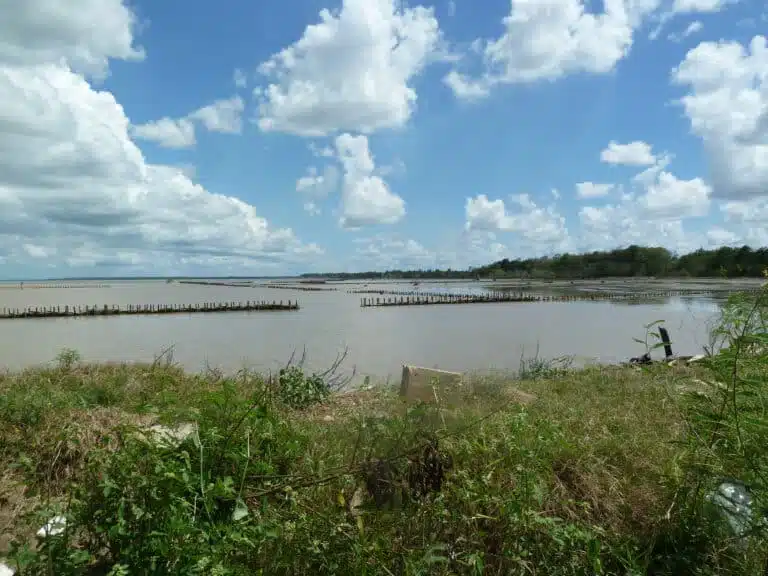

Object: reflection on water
[0,280,728,382]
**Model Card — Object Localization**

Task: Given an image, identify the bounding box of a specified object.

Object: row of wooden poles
[178,280,338,292]
[361,293,541,307]
[352,287,758,298]
[0,283,111,289]
[178,280,253,287]
[0,301,300,319]
[262,284,338,292]
[359,289,743,307]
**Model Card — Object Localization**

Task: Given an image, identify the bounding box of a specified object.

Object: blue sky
[1,0,767,278]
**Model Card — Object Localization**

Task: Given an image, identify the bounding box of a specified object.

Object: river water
[0,279,740,382]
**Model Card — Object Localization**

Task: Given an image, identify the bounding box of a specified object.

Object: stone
[400,365,463,402]
[0,563,14,576]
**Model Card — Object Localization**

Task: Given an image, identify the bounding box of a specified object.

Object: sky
[1,0,767,279]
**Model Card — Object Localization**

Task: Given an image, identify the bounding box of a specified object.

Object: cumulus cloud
[721,197,768,223]
[353,235,435,269]
[638,171,711,218]
[576,182,614,199]
[465,193,570,251]
[131,117,196,149]
[254,0,441,136]
[296,165,340,214]
[0,0,145,78]
[334,133,406,227]
[706,227,740,246]
[132,96,245,149]
[578,153,715,251]
[672,35,768,200]
[444,0,660,99]
[0,0,318,273]
[601,140,657,166]
[672,0,728,13]
[578,203,698,252]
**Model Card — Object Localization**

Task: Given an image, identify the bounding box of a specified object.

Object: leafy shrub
[668,278,768,574]
[55,348,81,371]
[276,366,330,409]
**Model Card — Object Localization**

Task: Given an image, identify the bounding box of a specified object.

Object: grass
[0,287,766,574]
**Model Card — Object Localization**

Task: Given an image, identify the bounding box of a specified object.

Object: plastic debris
[36,515,67,538]
[146,422,195,447]
[706,480,764,537]
[0,562,15,576]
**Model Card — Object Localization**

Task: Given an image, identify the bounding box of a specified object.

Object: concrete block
[400,365,463,402]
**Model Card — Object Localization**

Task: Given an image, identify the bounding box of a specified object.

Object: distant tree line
[304,245,768,281]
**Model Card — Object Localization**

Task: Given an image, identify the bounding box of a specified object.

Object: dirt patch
[303,388,400,422]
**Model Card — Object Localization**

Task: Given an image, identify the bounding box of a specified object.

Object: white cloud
[465,194,570,248]
[577,146,715,252]
[0,0,318,272]
[601,140,657,166]
[668,20,703,41]
[255,0,441,136]
[23,243,55,259]
[578,202,698,252]
[189,96,245,134]
[672,0,727,13]
[706,227,739,246]
[638,171,711,218]
[0,0,145,78]
[131,117,196,149]
[444,0,663,99]
[576,182,614,198]
[309,142,335,158]
[131,96,245,149]
[296,165,339,197]
[334,133,405,227]
[296,165,339,214]
[443,70,490,100]
[721,198,768,223]
[233,68,247,88]
[354,235,435,269]
[651,0,734,40]
[672,36,768,199]
[304,202,322,216]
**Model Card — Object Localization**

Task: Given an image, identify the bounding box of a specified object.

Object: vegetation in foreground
[1,286,767,574]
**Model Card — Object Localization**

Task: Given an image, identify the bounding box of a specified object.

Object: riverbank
[2,330,766,574]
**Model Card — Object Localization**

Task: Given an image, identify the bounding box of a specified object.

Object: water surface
[0,280,725,382]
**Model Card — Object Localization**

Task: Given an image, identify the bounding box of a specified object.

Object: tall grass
[0,280,766,574]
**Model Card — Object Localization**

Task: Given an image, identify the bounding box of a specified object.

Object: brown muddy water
[0,279,757,383]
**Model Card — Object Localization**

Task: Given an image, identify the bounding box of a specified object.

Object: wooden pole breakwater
[0,300,299,319]
[261,284,338,292]
[361,294,541,307]
[0,283,111,289]
[178,280,254,287]
[354,287,760,301]
[358,289,751,307]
